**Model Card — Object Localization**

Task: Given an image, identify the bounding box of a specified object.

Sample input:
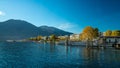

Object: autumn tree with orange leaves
[80,26,99,41]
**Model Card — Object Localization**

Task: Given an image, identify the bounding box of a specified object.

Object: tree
[93,28,99,38]
[79,33,83,41]
[50,34,56,41]
[50,34,57,45]
[104,30,120,36]
[104,30,112,36]
[80,26,98,41]
[80,26,99,41]
[29,36,42,41]
[111,30,120,36]
[32,37,37,41]
[36,36,42,41]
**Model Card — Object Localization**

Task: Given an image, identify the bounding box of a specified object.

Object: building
[58,36,67,40]
[70,34,80,41]
[100,36,120,44]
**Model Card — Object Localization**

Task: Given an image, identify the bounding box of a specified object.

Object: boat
[6,40,15,42]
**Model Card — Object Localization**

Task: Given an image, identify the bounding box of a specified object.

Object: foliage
[104,30,112,36]
[36,36,42,41]
[29,37,37,41]
[93,28,99,38]
[111,30,120,36]
[50,34,56,41]
[79,33,85,40]
[80,26,99,41]
[29,36,42,41]
[104,30,120,36]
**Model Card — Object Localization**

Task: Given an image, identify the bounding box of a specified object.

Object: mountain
[38,26,72,36]
[0,19,72,40]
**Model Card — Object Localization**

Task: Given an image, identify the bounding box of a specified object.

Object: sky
[0,0,120,33]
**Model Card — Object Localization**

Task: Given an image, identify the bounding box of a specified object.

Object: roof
[100,36,120,38]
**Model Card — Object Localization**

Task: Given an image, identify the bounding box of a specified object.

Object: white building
[100,36,120,43]
[70,34,80,41]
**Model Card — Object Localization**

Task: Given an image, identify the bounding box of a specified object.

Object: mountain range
[0,19,72,40]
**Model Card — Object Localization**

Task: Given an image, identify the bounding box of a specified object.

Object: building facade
[100,36,120,44]
[70,34,80,41]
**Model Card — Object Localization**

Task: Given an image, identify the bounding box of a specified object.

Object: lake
[0,42,120,68]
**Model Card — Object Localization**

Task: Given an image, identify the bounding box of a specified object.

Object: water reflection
[50,45,55,53]
[62,45,120,68]
[0,42,120,68]
[65,45,69,54]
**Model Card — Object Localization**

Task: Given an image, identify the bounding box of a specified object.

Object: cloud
[0,11,5,16]
[58,23,75,30]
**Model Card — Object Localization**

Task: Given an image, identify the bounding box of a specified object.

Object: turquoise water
[0,42,120,68]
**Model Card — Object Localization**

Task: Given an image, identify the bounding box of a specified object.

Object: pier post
[65,37,68,46]
[102,37,106,49]
[86,38,89,48]
[65,35,70,46]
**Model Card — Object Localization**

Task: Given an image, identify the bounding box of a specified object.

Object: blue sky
[0,0,120,33]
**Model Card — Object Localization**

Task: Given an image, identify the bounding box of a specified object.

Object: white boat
[6,40,14,42]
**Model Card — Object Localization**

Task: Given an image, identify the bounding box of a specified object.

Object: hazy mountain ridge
[0,19,72,40]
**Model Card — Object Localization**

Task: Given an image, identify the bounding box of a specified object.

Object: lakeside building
[70,34,80,41]
[102,32,106,36]
[100,36,120,44]
[58,36,66,39]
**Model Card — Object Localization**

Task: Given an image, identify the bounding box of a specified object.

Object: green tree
[50,34,57,45]
[93,28,99,38]
[50,34,56,41]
